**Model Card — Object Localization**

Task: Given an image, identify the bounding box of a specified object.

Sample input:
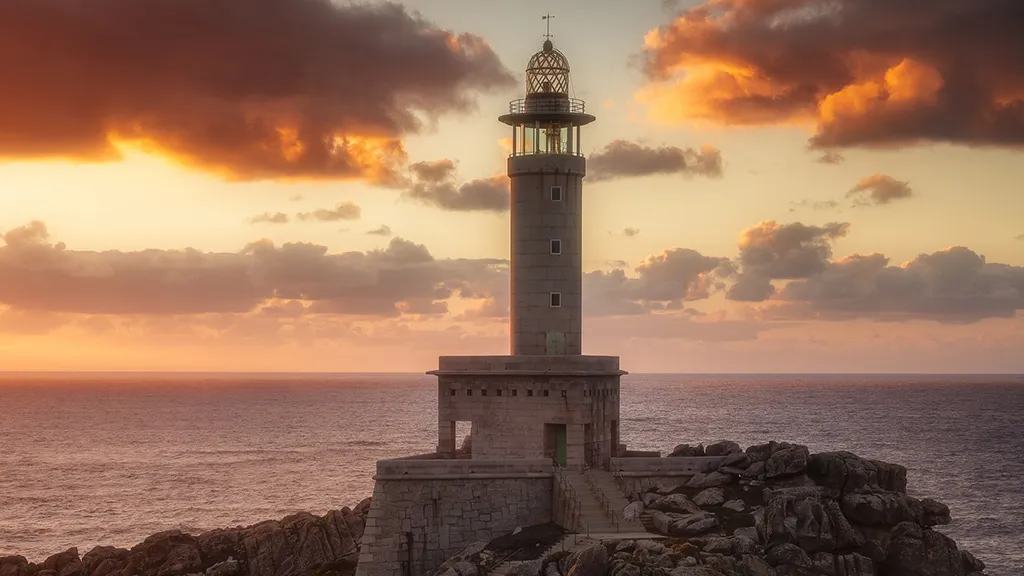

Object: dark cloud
[640,0,1024,148]
[847,174,914,206]
[297,202,361,222]
[726,220,850,301]
[776,248,1024,322]
[816,152,845,165]
[623,228,641,238]
[584,248,733,315]
[404,160,510,212]
[367,225,393,237]
[250,212,290,224]
[0,0,514,183]
[1017,233,1024,241]
[789,199,840,213]
[0,221,504,317]
[588,140,723,181]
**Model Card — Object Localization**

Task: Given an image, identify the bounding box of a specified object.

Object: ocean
[0,373,1022,574]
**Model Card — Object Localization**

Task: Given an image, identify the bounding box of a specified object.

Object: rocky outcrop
[615,443,987,576]
[0,500,371,576]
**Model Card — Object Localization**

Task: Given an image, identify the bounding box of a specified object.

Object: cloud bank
[0,0,514,183]
[639,0,1024,148]
[588,140,723,181]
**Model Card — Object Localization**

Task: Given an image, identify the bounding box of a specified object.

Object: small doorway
[544,423,568,467]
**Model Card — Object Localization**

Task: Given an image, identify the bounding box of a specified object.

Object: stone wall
[432,355,623,470]
[355,459,553,576]
[610,456,726,496]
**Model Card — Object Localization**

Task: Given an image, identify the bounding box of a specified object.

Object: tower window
[550,292,562,307]
[550,186,563,202]
[550,239,562,255]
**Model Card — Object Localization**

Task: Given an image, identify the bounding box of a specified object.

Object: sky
[1,0,1023,373]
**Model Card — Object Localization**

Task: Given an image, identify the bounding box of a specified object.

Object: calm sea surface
[1,374,1022,574]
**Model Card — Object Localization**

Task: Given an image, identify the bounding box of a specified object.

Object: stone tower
[499,39,596,356]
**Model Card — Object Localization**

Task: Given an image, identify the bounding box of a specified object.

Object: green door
[555,426,567,467]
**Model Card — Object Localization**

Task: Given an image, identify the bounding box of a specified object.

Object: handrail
[552,464,582,533]
[508,97,587,115]
[583,467,620,532]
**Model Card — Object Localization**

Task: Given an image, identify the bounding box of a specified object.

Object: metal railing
[507,97,587,115]
[583,467,620,532]
[552,464,582,533]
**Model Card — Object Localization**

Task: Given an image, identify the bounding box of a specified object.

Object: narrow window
[481,389,487,396]
[497,389,503,397]
[543,390,550,397]
[450,389,456,396]
[550,186,563,202]
[550,292,562,307]
[527,390,534,397]
[512,389,518,397]
[550,239,562,255]
[561,390,567,398]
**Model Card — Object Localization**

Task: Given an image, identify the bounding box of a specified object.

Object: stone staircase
[563,470,618,534]
[585,469,646,533]
[562,469,647,535]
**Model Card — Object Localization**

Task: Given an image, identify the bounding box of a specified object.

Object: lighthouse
[499,37,596,356]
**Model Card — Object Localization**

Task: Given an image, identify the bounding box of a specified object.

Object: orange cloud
[0,0,514,183]
[639,0,1024,148]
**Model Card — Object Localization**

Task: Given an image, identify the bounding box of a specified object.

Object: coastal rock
[652,494,701,515]
[704,441,742,457]
[808,452,908,495]
[670,444,705,458]
[10,502,370,576]
[764,446,809,479]
[882,521,967,576]
[693,488,725,507]
[685,472,733,489]
[841,492,923,527]
[622,502,644,522]
[921,498,952,527]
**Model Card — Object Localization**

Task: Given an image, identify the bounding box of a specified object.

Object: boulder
[685,472,733,489]
[808,452,908,495]
[566,545,607,576]
[622,502,644,522]
[882,522,966,576]
[722,499,746,512]
[841,492,923,527]
[669,444,705,458]
[765,446,809,479]
[651,494,701,515]
[921,498,952,527]
[694,488,725,507]
[705,441,742,457]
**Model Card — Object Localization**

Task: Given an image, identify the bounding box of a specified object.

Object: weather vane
[542,13,554,39]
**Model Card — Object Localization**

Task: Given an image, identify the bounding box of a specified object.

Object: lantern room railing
[508,97,587,115]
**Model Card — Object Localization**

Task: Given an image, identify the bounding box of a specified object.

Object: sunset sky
[1,0,1023,373]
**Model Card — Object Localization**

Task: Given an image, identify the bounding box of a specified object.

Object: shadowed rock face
[0,500,370,576]
[616,443,982,576]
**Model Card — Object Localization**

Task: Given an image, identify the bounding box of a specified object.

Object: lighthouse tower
[499,38,596,356]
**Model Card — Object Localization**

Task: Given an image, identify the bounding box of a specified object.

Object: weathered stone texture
[355,477,551,576]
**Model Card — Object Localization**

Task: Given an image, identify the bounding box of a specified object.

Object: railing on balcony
[508,97,587,115]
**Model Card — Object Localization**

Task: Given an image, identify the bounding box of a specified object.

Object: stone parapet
[610,456,728,476]
[430,355,625,376]
[375,458,553,480]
